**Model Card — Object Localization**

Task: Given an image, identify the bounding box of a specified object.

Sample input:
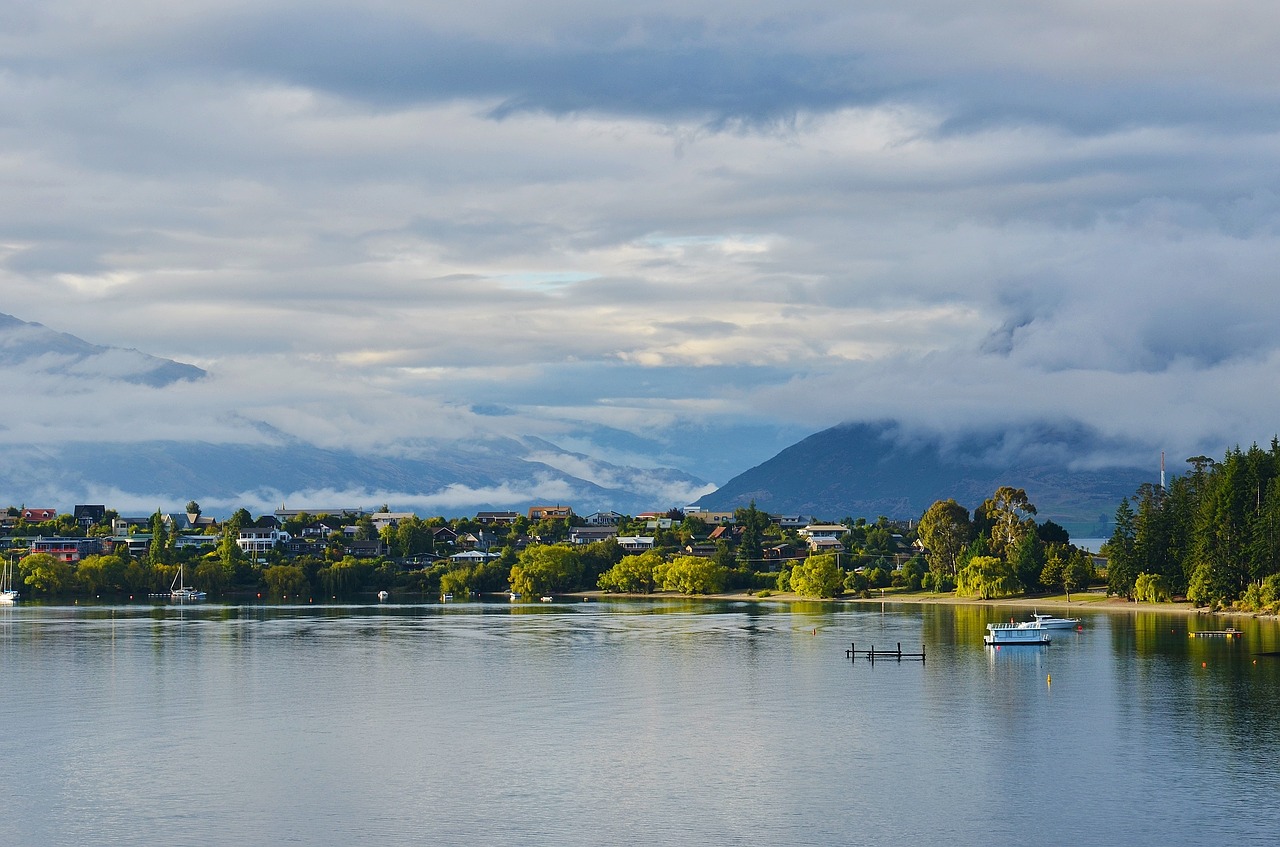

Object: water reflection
[4,600,1280,847]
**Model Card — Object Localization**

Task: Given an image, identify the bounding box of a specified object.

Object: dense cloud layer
[4,1,1279,501]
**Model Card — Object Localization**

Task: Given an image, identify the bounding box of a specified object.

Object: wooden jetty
[1189,629,1242,639]
[845,642,925,663]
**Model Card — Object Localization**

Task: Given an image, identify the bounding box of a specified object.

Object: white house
[616,535,656,552]
[238,528,290,554]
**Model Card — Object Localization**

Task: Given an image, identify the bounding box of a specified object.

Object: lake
[3,598,1278,846]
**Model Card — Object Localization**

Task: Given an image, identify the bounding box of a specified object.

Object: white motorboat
[1018,612,1081,630]
[985,623,1051,646]
[377,590,389,602]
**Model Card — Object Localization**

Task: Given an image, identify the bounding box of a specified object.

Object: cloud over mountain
[3,2,1278,498]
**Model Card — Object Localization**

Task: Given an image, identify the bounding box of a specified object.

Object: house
[449,550,499,564]
[173,534,218,551]
[684,542,719,558]
[431,526,459,545]
[775,514,818,530]
[237,527,290,554]
[29,536,103,563]
[764,543,797,563]
[369,512,417,532]
[343,539,386,559]
[275,507,365,524]
[73,505,107,530]
[684,508,735,524]
[528,505,573,521]
[112,516,153,534]
[581,510,622,526]
[616,536,656,552]
[110,535,152,557]
[708,525,741,544]
[160,512,219,533]
[799,524,848,542]
[22,508,58,523]
[807,537,845,554]
[475,511,519,525]
[569,526,619,545]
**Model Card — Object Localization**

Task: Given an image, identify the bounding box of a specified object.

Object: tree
[19,553,72,595]
[1010,531,1046,594]
[917,499,972,580]
[654,555,725,594]
[734,501,769,570]
[1105,499,1138,598]
[262,565,308,597]
[1062,549,1095,600]
[789,554,844,598]
[979,487,1038,561]
[1134,572,1171,603]
[186,501,202,519]
[509,545,582,596]
[956,555,1019,600]
[148,510,169,568]
[597,552,661,593]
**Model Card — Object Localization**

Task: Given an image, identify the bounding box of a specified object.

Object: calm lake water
[3,598,1278,847]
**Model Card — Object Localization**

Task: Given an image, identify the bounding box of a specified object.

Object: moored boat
[170,563,206,602]
[985,623,1051,646]
[0,556,17,604]
[1018,612,1081,630]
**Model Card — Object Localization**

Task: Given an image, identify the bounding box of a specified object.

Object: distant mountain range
[695,421,1159,537]
[0,312,206,386]
[0,312,709,514]
[0,311,1161,530]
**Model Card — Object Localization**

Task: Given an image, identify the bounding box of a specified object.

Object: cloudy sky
[4,1,1280,492]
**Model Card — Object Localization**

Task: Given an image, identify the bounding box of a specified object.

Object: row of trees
[916,486,1096,600]
[1106,441,1280,610]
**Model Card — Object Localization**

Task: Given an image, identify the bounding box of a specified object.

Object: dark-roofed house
[73,505,106,530]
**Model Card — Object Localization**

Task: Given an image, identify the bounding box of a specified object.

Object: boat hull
[985,623,1051,646]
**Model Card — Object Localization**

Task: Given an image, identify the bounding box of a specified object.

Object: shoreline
[568,589,1265,619]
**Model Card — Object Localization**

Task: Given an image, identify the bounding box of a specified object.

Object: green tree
[262,565,308,597]
[1062,548,1095,600]
[654,555,725,594]
[789,554,844,598]
[509,545,582,596]
[956,555,1019,600]
[917,499,972,580]
[597,552,661,593]
[1105,499,1138,598]
[19,553,73,595]
[979,486,1038,561]
[734,502,769,570]
[1010,531,1046,594]
[148,510,169,567]
[1134,572,1171,603]
[439,566,471,598]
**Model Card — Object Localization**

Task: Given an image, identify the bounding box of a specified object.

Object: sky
[4,1,1280,502]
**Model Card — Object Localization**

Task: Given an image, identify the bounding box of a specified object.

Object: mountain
[0,312,206,386]
[0,313,710,515]
[694,421,1160,537]
[11,436,711,516]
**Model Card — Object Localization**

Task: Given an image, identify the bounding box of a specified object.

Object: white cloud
[3,1,1280,485]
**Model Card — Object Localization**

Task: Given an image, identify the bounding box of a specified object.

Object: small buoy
[1047,673,1052,684]
[812,628,817,635]
[1202,662,1207,668]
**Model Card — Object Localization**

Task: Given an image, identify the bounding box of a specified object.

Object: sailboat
[170,562,207,602]
[0,556,18,604]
